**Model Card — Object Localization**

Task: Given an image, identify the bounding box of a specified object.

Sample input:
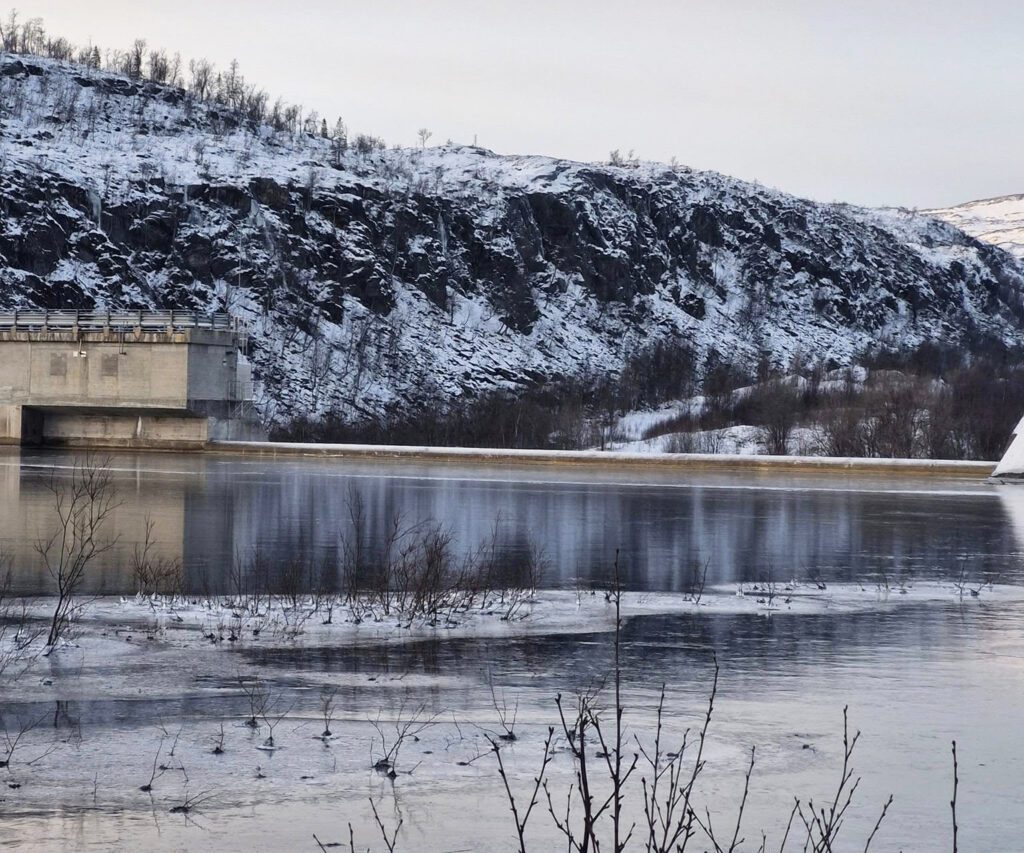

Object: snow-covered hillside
[3,54,1024,426]
[930,195,1024,261]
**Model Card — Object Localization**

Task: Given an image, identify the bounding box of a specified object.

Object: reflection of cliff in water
[184,465,1024,593]
[4,450,1023,595]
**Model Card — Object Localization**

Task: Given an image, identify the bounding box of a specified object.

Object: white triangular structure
[992,415,1024,480]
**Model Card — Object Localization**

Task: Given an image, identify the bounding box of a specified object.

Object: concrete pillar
[0,404,21,444]
[0,405,42,445]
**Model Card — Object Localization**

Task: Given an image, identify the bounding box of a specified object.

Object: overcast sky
[15,0,1024,208]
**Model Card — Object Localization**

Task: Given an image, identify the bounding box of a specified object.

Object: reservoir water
[2,448,1020,594]
[1,448,1022,852]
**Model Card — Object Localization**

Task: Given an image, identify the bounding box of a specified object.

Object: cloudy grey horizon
[15,0,1023,209]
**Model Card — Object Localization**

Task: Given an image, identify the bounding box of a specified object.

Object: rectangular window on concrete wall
[49,353,67,377]
[101,353,119,378]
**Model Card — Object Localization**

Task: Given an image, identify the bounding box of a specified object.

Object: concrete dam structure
[0,310,266,449]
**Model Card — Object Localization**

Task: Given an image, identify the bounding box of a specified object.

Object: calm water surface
[1,449,1023,852]
[2,448,1021,593]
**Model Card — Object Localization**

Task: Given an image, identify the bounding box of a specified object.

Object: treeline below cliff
[273,339,1024,461]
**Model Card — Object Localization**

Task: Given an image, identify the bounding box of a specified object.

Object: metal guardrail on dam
[0,310,237,333]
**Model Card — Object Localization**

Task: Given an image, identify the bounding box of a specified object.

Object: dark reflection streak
[0,603,1003,732]
[2,449,1021,596]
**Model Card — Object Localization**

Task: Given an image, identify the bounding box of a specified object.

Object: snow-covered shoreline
[6,580,1016,660]
[209,440,996,477]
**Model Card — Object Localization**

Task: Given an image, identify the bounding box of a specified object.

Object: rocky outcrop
[2,55,1024,424]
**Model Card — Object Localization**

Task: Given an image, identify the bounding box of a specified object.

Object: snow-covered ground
[609,424,824,455]
[930,194,1024,260]
[10,579,1011,653]
[604,366,866,456]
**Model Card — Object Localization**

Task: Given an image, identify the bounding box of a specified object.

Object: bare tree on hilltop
[0,9,371,145]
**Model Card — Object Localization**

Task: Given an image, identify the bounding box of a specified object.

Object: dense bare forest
[275,339,1024,460]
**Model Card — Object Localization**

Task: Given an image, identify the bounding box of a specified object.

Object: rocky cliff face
[3,55,1024,425]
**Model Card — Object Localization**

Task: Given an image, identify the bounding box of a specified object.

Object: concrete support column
[0,404,21,444]
[0,405,42,445]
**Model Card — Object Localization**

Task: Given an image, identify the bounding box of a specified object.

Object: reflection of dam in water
[0,452,187,594]
[2,448,1022,595]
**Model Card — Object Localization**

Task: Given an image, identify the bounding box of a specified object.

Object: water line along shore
[208,440,997,478]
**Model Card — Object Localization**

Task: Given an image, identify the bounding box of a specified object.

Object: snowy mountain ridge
[929,194,1024,261]
[2,54,1024,426]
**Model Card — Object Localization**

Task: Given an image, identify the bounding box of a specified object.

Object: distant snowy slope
[930,195,1024,260]
[2,54,1024,426]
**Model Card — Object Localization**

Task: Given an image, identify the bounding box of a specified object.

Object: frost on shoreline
[0,577,1017,853]
[4,580,1016,659]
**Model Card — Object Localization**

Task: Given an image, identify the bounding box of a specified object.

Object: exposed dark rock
[1,53,1024,424]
